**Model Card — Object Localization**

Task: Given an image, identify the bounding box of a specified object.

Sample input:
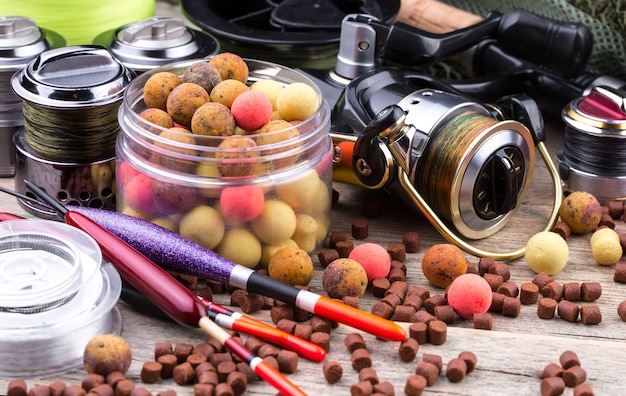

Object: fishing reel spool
[331,69,562,260]
[558,85,626,201]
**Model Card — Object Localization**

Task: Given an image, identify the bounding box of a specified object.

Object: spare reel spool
[558,85,626,201]
[0,220,122,378]
[180,0,400,69]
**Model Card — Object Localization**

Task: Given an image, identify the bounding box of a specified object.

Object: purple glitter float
[72,206,234,284]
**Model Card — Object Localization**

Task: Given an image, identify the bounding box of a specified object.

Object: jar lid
[93,16,220,73]
[11,45,135,108]
[0,16,65,71]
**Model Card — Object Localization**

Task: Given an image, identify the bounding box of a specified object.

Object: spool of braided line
[558,86,626,201]
[11,45,135,218]
[0,0,155,46]
[0,16,65,177]
[0,220,122,378]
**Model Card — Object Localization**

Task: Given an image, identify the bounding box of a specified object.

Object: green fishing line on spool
[416,111,499,220]
[0,0,155,45]
[21,100,121,163]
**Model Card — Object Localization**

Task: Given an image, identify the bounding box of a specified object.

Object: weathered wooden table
[1,2,626,396]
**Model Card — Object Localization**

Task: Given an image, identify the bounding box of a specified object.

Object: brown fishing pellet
[520,282,539,304]
[210,352,233,367]
[473,312,493,330]
[533,272,555,291]
[275,318,297,335]
[551,221,572,240]
[7,379,28,396]
[465,261,477,274]
[328,231,349,249]
[560,350,581,369]
[434,304,456,324]
[458,351,477,373]
[277,349,299,373]
[358,367,379,384]
[541,376,565,396]
[239,292,265,314]
[538,298,558,319]
[541,362,564,378]
[105,372,125,389]
[390,259,407,274]
[599,212,615,228]
[542,282,564,301]
[311,331,331,352]
[193,384,215,396]
[427,320,447,345]
[371,277,391,297]
[414,361,439,386]
[351,218,369,239]
[174,342,195,364]
[557,300,580,322]
[293,323,313,340]
[478,257,496,276]
[398,337,419,362]
[404,294,424,311]
[114,380,134,396]
[607,200,623,218]
[373,381,394,396]
[269,304,295,324]
[422,353,443,375]
[483,273,504,292]
[573,383,595,396]
[310,315,332,333]
[488,263,511,282]
[60,386,85,396]
[130,386,152,396]
[140,361,162,383]
[404,374,427,395]
[497,282,519,298]
[7,378,28,396]
[206,336,224,354]
[580,282,602,302]
[412,309,437,324]
[408,285,430,300]
[173,362,196,385]
[82,373,105,392]
[49,380,66,396]
[198,369,219,385]
[256,343,278,359]
[323,360,343,384]
[226,371,247,396]
[387,243,406,262]
[393,305,417,322]
[334,239,354,258]
[157,353,177,379]
[614,263,626,283]
[423,294,447,315]
[195,361,215,377]
[216,360,237,382]
[187,352,208,367]
[88,384,114,396]
[408,322,428,344]
[580,305,602,325]
[317,248,339,268]
[402,231,420,253]
[489,292,505,313]
[371,301,394,319]
[563,365,587,387]
[214,382,234,396]
[350,380,373,396]
[351,348,372,371]
[387,267,406,282]
[381,292,402,309]
[618,300,626,321]
[386,280,409,299]
[501,296,521,317]
[446,358,467,383]
[27,385,50,396]
[243,336,264,354]
[156,390,176,396]
[343,295,361,308]
[563,282,582,302]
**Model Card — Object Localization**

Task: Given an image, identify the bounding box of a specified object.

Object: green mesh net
[441,0,626,79]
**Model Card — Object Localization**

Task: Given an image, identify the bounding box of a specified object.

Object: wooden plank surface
[1,2,626,396]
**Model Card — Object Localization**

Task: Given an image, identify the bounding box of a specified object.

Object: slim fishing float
[17,182,405,342]
[21,181,307,396]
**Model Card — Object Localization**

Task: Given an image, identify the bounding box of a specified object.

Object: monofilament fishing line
[0,220,121,378]
[0,0,155,45]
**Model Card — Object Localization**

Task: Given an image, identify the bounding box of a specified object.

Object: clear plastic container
[116,59,333,268]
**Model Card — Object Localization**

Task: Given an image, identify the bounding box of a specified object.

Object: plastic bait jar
[116,59,333,269]
[0,220,122,378]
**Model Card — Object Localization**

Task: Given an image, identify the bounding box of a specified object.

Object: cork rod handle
[397,0,483,33]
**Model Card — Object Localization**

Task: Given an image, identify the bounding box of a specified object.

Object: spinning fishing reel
[330,70,562,261]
